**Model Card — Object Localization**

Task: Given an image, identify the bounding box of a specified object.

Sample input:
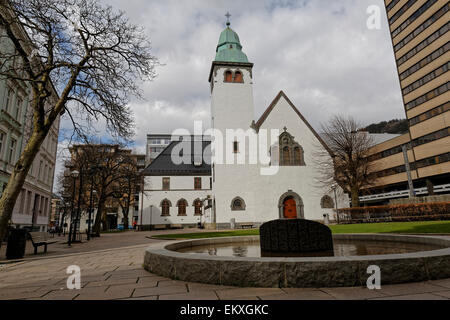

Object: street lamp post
[87,187,97,241]
[87,165,98,241]
[72,168,84,243]
[67,170,79,247]
[332,184,340,224]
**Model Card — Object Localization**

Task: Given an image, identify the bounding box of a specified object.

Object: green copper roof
[215,26,249,63]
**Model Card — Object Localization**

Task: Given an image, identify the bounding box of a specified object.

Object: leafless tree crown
[0,0,158,139]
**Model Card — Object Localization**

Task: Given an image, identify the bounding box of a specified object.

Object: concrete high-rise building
[146,134,172,165]
[361,1,449,204]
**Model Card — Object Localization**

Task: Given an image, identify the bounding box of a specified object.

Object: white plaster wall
[211,67,254,132]
[141,175,212,226]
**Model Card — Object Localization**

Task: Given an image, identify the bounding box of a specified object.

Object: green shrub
[337,202,450,223]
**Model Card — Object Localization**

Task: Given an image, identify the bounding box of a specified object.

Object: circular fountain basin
[144,234,450,288]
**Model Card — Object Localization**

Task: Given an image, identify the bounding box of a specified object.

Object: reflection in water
[178,239,444,258]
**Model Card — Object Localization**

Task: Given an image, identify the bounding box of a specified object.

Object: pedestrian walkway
[0,228,211,262]
[1,240,449,300]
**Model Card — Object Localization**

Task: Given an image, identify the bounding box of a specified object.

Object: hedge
[337,202,450,224]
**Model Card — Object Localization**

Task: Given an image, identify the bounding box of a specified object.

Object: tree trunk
[102,212,108,231]
[351,186,360,208]
[123,207,129,231]
[0,129,48,247]
[92,197,105,235]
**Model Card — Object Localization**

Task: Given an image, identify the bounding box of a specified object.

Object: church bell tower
[209,15,255,134]
[208,14,257,227]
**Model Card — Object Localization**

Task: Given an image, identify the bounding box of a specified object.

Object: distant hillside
[364,119,408,134]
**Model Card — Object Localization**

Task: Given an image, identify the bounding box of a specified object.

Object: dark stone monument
[260,219,334,257]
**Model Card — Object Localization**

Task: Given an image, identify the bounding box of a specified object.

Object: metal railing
[359,183,450,202]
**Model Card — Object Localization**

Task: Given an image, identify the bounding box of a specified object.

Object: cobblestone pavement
[1,240,449,300]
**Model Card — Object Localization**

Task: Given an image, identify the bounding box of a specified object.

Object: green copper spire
[214,13,249,63]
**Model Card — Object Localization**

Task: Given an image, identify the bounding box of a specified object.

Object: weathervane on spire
[225,12,231,26]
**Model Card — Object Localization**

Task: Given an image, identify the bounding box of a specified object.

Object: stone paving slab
[0,234,449,300]
[320,287,387,300]
[261,289,332,300]
[371,293,448,300]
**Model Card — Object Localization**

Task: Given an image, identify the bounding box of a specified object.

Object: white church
[140,21,348,229]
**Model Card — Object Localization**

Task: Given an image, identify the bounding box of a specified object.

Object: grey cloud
[56,0,405,189]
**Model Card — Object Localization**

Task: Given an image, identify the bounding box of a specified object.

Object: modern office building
[361,1,449,204]
[146,134,172,165]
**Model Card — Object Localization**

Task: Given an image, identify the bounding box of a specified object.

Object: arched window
[177,199,187,216]
[224,70,233,82]
[294,147,304,166]
[282,146,291,166]
[234,71,243,83]
[193,199,202,216]
[230,197,246,211]
[279,130,305,166]
[160,199,171,216]
[321,195,334,209]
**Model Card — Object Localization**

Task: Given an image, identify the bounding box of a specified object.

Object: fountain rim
[148,233,450,262]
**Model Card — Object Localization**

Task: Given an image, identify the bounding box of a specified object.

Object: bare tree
[0,0,158,245]
[111,157,140,230]
[63,144,140,234]
[315,115,378,207]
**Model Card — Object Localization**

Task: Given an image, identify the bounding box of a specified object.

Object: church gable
[254,91,333,156]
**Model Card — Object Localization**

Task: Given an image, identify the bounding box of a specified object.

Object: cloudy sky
[55,0,405,188]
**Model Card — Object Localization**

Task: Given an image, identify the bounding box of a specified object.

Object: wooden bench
[240,223,254,229]
[28,232,57,255]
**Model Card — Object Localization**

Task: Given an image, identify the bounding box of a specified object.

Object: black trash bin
[6,229,27,260]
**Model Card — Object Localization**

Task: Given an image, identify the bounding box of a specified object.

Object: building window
[177,199,187,216]
[193,199,202,216]
[397,22,450,67]
[279,131,305,166]
[234,71,243,83]
[194,177,202,190]
[230,197,246,211]
[224,70,233,82]
[400,42,450,81]
[5,87,14,113]
[15,96,22,121]
[9,138,16,164]
[162,177,170,190]
[161,199,171,216]
[321,195,335,209]
[282,146,291,166]
[0,131,5,158]
[391,0,438,38]
[233,141,239,153]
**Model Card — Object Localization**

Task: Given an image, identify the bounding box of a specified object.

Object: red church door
[283,198,297,219]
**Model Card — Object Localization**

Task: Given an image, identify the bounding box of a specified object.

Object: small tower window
[224,71,233,82]
[233,141,239,153]
[234,71,243,83]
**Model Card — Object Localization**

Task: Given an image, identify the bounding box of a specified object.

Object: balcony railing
[360,183,450,202]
